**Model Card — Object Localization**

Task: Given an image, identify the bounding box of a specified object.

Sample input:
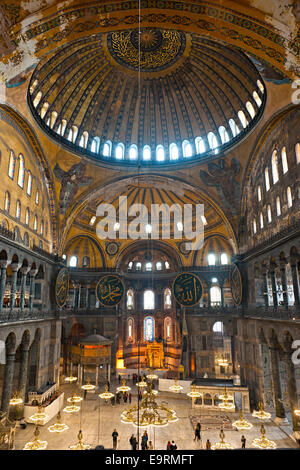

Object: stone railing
[0,225,15,241]
[183,305,300,322]
[0,309,60,324]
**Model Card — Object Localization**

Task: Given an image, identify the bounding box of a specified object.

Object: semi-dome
[28,28,266,167]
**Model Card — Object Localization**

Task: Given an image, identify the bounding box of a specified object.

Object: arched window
[164,288,172,309]
[210,286,221,306]
[229,119,240,137]
[40,220,44,236]
[50,111,58,129]
[71,126,78,143]
[35,190,39,205]
[60,119,67,137]
[257,185,262,202]
[165,317,172,340]
[129,144,138,160]
[33,91,42,108]
[27,171,33,196]
[4,192,10,213]
[182,140,193,157]
[165,261,170,269]
[207,132,219,154]
[8,151,15,179]
[276,196,281,216]
[253,218,257,234]
[143,145,151,160]
[127,289,134,310]
[281,147,288,174]
[18,154,25,188]
[260,212,264,229]
[136,262,142,270]
[213,321,224,333]
[57,123,62,135]
[169,143,178,160]
[287,187,293,208]
[40,101,49,119]
[218,126,230,144]
[267,204,272,223]
[91,137,100,153]
[24,232,29,247]
[144,316,154,341]
[156,145,165,161]
[128,261,133,270]
[29,80,38,95]
[16,200,21,219]
[195,136,206,154]
[156,261,162,271]
[115,143,124,159]
[69,256,78,267]
[208,253,216,266]
[296,143,300,164]
[34,215,38,231]
[128,318,134,340]
[103,140,112,157]
[246,101,255,119]
[253,91,262,107]
[271,150,279,184]
[257,79,264,93]
[264,167,270,191]
[89,216,96,226]
[144,290,155,310]
[220,253,228,265]
[145,262,152,271]
[238,110,249,128]
[25,208,30,226]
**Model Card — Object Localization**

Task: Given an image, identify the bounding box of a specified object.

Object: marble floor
[13,380,299,451]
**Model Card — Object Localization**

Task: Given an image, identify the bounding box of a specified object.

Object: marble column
[220,281,225,307]
[282,350,300,432]
[9,263,19,310]
[0,260,8,312]
[95,365,99,386]
[207,283,212,307]
[262,269,269,307]
[85,284,90,309]
[77,284,81,309]
[269,344,287,423]
[20,267,30,311]
[1,351,16,412]
[280,262,289,308]
[29,268,38,311]
[269,269,278,307]
[290,260,300,307]
[72,283,77,308]
[18,345,30,401]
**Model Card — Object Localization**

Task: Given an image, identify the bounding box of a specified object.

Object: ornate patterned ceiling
[28,28,266,166]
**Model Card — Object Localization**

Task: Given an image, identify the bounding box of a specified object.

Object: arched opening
[182,140,193,157]
[127,289,134,310]
[129,144,138,160]
[271,150,279,184]
[164,288,172,309]
[195,136,206,153]
[156,145,165,162]
[144,316,155,341]
[210,286,221,306]
[169,143,178,160]
[144,290,155,310]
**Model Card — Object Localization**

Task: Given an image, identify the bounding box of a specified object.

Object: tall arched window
[169,143,178,160]
[144,316,154,341]
[264,167,270,191]
[128,318,134,341]
[218,126,230,144]
[195,136,206,154]
[34,215,38,231]
[276,196,281,216]
[164,288,172,309]
[69,256,78,267]
[33,91,42,108]
[213,321,224,333]
[281,147,288,174]
[91,137,100,153]
[165,261,170,269]
[115,143,124,159]
[253,91,262,107]
[267,204,272,223]
[136,262,142,270]
[40,101,49,119]
[253,218,257,234]
[40,220,44,236]
[260,212,264,229]
[8,151,15,179]
[27,170,33,196]
[143,145,151,160]
[25,208,30,226]
[229,119,240,137]
[156,261,162,271]
[60,119,67,137]
[35,190,39,205]
[257,80,264,93]
[220,253,228,265]
[246,101,255,119]
[103,140,112,157]
[257,185,262,202]
[182,140,193,157]
[50,111,58,129]
[164,317,172,340]
[127,289,134,310]
[207,132,219,154]
[16,200,21,219]
[271,150,279,184]
[287,186,293,208]
[145,262,152,271]
[129,144,138,160]
[210,286,221,306]
[238,110,249,128]
[296,143,300,164]
[144,290,155,310]
[156,145,165,161]
[208,253,216,266]
[4,192,10,213]
[18,154,25,188]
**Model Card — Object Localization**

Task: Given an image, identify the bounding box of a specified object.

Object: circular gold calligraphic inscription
[96,275,124,307]
[230,264,243,305]
[173,272,203,307]
[55,268,69,308]
[107,28,186,72]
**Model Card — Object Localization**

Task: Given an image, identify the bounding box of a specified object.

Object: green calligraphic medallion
[173,272,203,307]
[230,263,243,305]
[96,275,124,307]
[55,267,69,308]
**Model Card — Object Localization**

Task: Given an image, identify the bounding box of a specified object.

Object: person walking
[170,440,177,450]
[143,430,149,449]
[112,429,118,450]
[241,435,246,449]
[206,439,211,450]
[194,422,201,441]
[167,441,172,450]
[129,392,132,404]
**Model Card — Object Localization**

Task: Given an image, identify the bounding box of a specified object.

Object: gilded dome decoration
[28,29,266,167]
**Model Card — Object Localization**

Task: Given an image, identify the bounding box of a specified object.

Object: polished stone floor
[14,379,299,450]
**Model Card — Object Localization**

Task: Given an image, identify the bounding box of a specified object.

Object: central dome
[28,29,266,167]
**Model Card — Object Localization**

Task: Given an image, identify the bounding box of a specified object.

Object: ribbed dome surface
[28,29,266,166]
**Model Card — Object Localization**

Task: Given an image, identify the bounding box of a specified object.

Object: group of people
[166,441,178,450]
[112,430,155,450]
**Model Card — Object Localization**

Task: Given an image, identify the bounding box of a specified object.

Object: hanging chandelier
[121,384,178,428]
[9,392,23,406]
[48,412,69,433]
[232,412,253,431]
[136,377,147,388]
[99,386,114,400]
[252,424,277,449]
[211,429,233,450]
[65,372,77,383]
[23,426,48,450]
[69,430,91,450]
[63,394,81,413]
[81,378,96,391]
[117,379,131,393]
[29,405,49,423]
[252,402,271,420]
[187,385,202,398]
[218,388,235,411]
[217,355,229,367]
[146,373,158,380]
[67,392,83,403]
[169,379,183,393]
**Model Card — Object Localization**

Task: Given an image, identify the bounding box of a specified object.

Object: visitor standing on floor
[130,434,137,450]
[241,435,246,449]
[167,441,172,450]
[206,439,211,450]
[170,440,177,450]
[194,422,201,441]
[148,440,154,450]
[129,392,132,404]
[112,429,119,450]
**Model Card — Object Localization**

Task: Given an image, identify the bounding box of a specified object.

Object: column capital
[20,266,30,275]
[10,263,20,272]
[0,260,8,269]
[29,268,38,277]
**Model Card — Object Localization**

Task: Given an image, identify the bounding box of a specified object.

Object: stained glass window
[144,316,154,341]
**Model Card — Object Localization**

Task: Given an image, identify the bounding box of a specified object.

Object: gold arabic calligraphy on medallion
[55,267,69,308]
[173,272,203,307]
[96,275,124,307]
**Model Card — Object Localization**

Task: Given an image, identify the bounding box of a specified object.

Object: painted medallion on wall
[230,263,243,305]
[173,272,202,307]
[55,267,69,308]
[96,275,124,307]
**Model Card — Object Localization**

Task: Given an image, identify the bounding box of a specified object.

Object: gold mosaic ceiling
[28,28,266,166]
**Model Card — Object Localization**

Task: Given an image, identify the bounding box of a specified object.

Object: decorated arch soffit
[1,0,299,80]
[0,104,59,249]
[58,173,239,258]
